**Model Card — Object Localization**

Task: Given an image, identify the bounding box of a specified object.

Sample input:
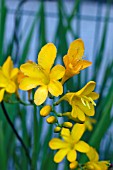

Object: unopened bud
[40,105,52,117]
[69,161,78,169]
[62,122,73,128]
[62,112,71,117]
[54,126,61,133]
[46,116,57,124]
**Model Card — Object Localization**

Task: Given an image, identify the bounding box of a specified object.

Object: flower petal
[71,123,85,142]
[19,77,42,90]
[71,105,86,121]
[0,89,5,102]
[49,138,69,150]
[20,62,46,80]
[57,93,74,104]
[48,80,63,97]
[2,56,13,77]
[78,101,95,116]
[63,55,70,68]
[77,60,92,70]
[87,92,99,100]
[61,128,71,142]
[11,68,19,79]
[38,43,57,72]
[75,81,96,96]
[50,65,65,80]
[86,147,99,161]
[67,150,77,162]
[71,106,78,119]
[74,141,90,153]
[34,86,48,105]
[68,39,84,60]
[0,71,7,88]
[54,148,70,163]
[5,81,16,93]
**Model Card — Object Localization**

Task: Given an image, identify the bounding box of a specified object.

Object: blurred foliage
[0,0,113,169]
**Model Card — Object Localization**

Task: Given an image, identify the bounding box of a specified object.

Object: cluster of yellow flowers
[0,39,110,169]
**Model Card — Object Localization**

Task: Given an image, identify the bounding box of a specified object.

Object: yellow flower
[56,81,99,122]
[0,56,19,102]
[84,147,110,170]
[49,123,89,163]
[19,43,65,105]
[61,39,92,84]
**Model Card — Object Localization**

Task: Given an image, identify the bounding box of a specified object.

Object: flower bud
[62,122,73,128]
[54,126,61,133]
[46,116,57,124]
[69,161,78,169]
[62,112,71,117]
[40,105,52,117]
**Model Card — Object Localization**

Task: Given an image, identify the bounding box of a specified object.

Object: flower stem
[0,101,32,166]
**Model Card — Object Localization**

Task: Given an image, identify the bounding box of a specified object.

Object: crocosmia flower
[49,123,89,163]
[19,43,65,105]
[56,81,99,121]
[84,147,110,170]
[0,56,19,102]
[61,39,92,84]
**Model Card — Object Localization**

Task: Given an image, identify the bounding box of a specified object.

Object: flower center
[80,96,96,109]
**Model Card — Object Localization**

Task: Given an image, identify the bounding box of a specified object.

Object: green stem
[31,105,38,170]
[0,101,32,166]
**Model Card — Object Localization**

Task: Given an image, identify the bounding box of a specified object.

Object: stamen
[81,98,86,106]
[89,97,96,106]
[86,101,91,109]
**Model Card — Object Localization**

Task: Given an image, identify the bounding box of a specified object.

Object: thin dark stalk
[1,101,32,166]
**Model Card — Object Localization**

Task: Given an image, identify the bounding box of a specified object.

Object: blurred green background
[0,0,113,169]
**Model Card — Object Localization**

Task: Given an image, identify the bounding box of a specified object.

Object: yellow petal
[71,123,85,142]
[11,68,19,79]
[34,86,48,105]
[86,147,99,161]
[56,93,74,105]
[0,71,7,88]
[0,89,5,102]
[61,128,71,142]
[2,56,13,77]
[87,92,99,100]
[67,150,77,162]
[76,60,92,70]
[75,81,96,96]
[71,105,85,121]
[74,141,90,153]
[49,138,69,150]
[19,77,42,90]
[50,65,65,80]
[85,162,101,170]
[5,81,16,93]
[63,54,70,68]
[54,148,70,163]
[38,43,57,72]
[77,101,95,116]
[20,62,46,80]
[71,106,78,119]
[48,80,63,97]
[68,39,84,60]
